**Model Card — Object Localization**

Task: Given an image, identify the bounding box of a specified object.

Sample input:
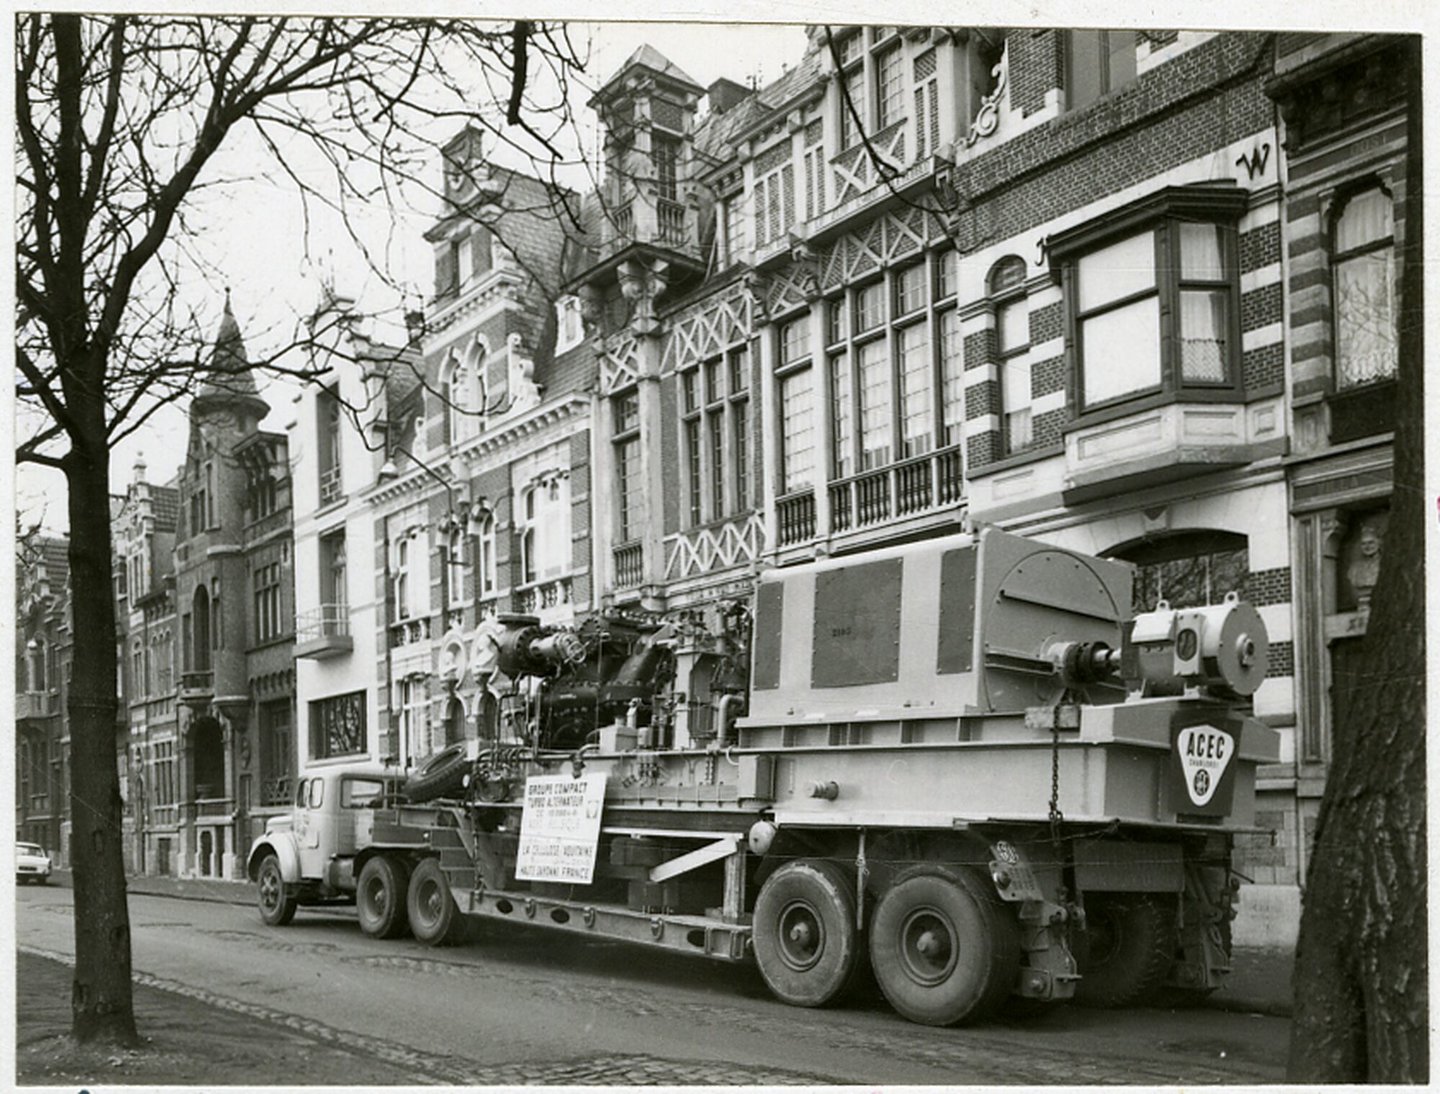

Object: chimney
[706,78,752,116]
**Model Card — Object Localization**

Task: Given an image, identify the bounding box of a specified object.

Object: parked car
[16,842,51,884]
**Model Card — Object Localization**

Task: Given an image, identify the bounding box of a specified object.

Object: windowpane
[858,340,892,469]
[733,401,750,509]
[709,410,725,514]
[681,370,698,413]
[1179,289,1229,383]
[613,392,639,434]
[827,299,846,346]
[1002,358,1033,451]
[1078,231,1155,311]
[1336,250,1398,388]
[998,298,1028,354]
[830,354,854,478]
[1081,296,1161,405]
[898,324,932,457]
[839,69,861,149]
[895,265,926,316]
[1179,222,1226,281]
[876,45,905,129]
[935,250,956,299]
[855,283,885,332]
[781,319,810,365]
[1335,188,1393,253]
[939,311,965,447]
[730,346,751,392]
[780,368,815,493]
[617,437,642,541]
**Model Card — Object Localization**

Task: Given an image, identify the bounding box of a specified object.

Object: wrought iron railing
[297,604,350,643]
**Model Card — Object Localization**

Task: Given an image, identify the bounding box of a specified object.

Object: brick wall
[1243,343,1284,392]
[1243,567,1292,607]
[1008,29,1064,118]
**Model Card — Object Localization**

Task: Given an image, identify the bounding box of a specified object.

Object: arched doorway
[191,715,225,802]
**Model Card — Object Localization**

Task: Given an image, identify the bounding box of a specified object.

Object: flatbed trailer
[251,527,1279,1026]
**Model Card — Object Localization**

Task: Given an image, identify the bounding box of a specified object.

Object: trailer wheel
[752,860,861,1008]
[357,856,411,939]
[869,865,1019,1027]
[1074,893,1175,1008]
[257,854,297,927]
[408,858,463,946]
[403,744,470,803]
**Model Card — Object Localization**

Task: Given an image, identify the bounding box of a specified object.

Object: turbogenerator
[248,526,1279,1027]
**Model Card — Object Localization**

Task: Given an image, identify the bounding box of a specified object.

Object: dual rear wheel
[752,859,1019,1026]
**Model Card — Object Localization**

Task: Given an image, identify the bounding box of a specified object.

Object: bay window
[1051,185,1247,416]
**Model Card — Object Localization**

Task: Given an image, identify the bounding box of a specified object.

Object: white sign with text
[515,773,607,883]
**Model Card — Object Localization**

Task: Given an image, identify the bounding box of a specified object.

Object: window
[394,530,430,620]
[777,317,815,495]
[681,346,752,524]
[446,527,466,608]
[1067,30,1137,111]
[857,340,892,470]
[152,740,175,806]
[913,49,940,160]
[938,309,965,447]
[990,256,1033,453]
[253,560,283,643]
[1052,188,1245,414]
[398,677,429,762]
[718,194,746,266]
[341,777,389,809]
[875,43,906,129]
[613,391,643,543]
[897,322,932,458]
[320,528,347,624]
[473,510,497,600]
[555,296,585,354]
[311,690,367,760]
[28,639,47,692]
[260,700,292,806]
[454,228,493,289]
[1332,186,1398,390]
[802,120,826,220]
[190,586,211,671]
[317,387,343,505]
[830,353,854,478]
[444,343,486,445]
[1111,531,1249,613]
[518,476,571,583]
[653,136,680,202]
[190,460,214,533]
[753,142,796,249]
[838,68,861,150]
[131,641,144,700]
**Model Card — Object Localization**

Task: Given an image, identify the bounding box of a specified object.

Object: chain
[1048,715,1064,846]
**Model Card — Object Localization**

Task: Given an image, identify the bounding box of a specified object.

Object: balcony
[261,776,294,808]
[513,576,574,621]
[829,447,964,534]
[1060,399,1280,505]
[15,691,58,722]
[388,616,433,650]
[179,670,214,703]
[602,195,692,256]
[776,491,817,548]
[613,542,644,590]
[664,513,764,581]
[295,604,353,660]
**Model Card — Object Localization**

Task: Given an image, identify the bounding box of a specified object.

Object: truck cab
[246,763,404,925]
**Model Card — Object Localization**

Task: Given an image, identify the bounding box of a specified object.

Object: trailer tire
[357,856,411,939]
[404,744,470,803]
[1074,893,1175,1008]
[753,859,861,1008]
[408,858,463,946]
[869,865,1019,1027]
[257,853,297,927]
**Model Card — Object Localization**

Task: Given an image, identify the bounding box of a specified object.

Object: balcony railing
[657,197,686,245]
[186,796,235,820]
[776,490,817,548]
[388,616,432,649]
[613,541,644,590]
[295,604,353,659]
[829,446,964,534]
[180,670,214,696]
[602,196,693,257]
[514,576,574,616]
[15,691,58,721]
[261,776,293,808]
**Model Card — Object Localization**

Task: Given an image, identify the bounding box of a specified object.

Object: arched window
[517,476,571,586]
[393,530,430,621]
[989,256,1031,453]
[1108,530,1249,613]
[443,341,488,445]
[1331,185,1398,390]
[446,526,466,609]
[473,510,497,602]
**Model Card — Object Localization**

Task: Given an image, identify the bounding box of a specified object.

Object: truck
[248,526,1279,1027]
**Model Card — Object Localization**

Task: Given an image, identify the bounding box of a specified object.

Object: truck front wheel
[257,854,297,927]
[407,858,463,946]
[753,859,861,1008]
[869,865,1019,1026]
[357,856,411,939]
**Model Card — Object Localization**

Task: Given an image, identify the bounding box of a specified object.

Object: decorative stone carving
[507,332,541,412]
[964,49,1009,148]
[789,241,821,301]
[1345,513,1387,609]
[618,257,669,336]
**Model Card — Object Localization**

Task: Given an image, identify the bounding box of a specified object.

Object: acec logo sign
[1176,725,1235,809]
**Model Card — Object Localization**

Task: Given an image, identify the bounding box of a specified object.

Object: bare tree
[1288,40,1426,1083]
[14,13,587,1044]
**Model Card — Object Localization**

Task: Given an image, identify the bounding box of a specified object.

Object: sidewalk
[51,868,1294,1017]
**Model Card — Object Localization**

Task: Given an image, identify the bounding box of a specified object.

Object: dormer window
[455,228,493,290]
[555,296,585,355]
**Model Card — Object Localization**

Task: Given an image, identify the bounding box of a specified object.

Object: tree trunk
[63,365,139,1046]
[1287,40,1426,1083]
